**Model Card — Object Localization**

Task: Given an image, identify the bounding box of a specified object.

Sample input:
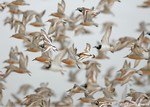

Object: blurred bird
[53,93,73,107]
[85,60,101,83]
[96,0,121,9]
[5,100,15,107]
[30,10,46,27]
[25,36,41,53]
[136,21,150,32]
[67,84,87,95]
[11,22,27,41]
[7,3,22,15]
[114,68,143,86]
[22,94,44,106]
[33,51,52,63]
[76,7,99,27]
[17,84,34,95]
[68,69,80,82]
[43,48,67,75]
[40,29,58,52]
[11,0,30,6]
[125,32,148,67]
[111,36,136,53]
[139,50,150,75]
[62,44,81,69]
[101,21,117,33]
[34,85,55,98]
[3,46,19,64]
[51,0,66,18]
[74,25,92,36]
[0,2,8,11]
[4,52,31,78]
[137,0,150,8]
[94,25,114,52]
[77,43,95,61]
[11,94,23,105]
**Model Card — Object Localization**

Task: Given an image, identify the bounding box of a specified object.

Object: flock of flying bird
[0,0,150,107]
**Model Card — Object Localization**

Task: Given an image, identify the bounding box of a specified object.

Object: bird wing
[53,48,67,65]
[101,25,112,45]
[84,43,91,52]
[41,29,52,43]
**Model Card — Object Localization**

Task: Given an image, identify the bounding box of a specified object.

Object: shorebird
[77,43,95,61]
[76,7,99,27]
[3,46,19,64]
[43,48,67,75]
[34,84,55,98]
[101,84,116,98]
[53,93,73,107]
[96,0,121,10]
[30,10,46,27]
[136,21,150,32]
[22,10,39,25]
[4,52,31,78]
[67,69,80,83]
[0,2,8,11]
[101,21,117,33]
[125,32,148,67]
[11,22,27,41]
[5,100,16,107]
[25,35,41,53]
[7,3,22,15]
[94,25,114,52]
[11,0,30,6]
[74,25,92,36]
[62,44,81,69]
[22,94,44,106]
[117,60,131,76]
[17,84,34,95]
[139,50,150,75]
[50,0,66,18]
[111,36,136,53]
[114,68,143,86]
[137,0,150,8]
[33,51,52,63]
[67,84,87,95]
[85,60,101,83]
[94,97,116,107]
[40,29,58,52]
[11,94,23,106]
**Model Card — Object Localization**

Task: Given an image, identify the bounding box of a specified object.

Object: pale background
[0,0,150,105]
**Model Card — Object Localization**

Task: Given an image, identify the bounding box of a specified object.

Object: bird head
[76,7,83,12]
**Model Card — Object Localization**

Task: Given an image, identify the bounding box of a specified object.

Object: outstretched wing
[101,25,112,45]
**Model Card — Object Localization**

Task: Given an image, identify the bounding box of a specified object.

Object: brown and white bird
[76,7,100,27]
[11,0,30,6]
[125,32,148,68]
[51,0,66,18]
[3,46,19,64]
[30,10,46,27]
[40,29,58,52]
[43,48,67,75]
[94,25,114,52]
[4,52,31,78]
[62,44,81,69]
[77,43,95,61]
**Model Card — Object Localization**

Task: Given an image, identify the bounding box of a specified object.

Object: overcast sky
[0,0,150,106]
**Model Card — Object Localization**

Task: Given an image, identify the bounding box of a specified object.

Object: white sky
[0,0,150,106]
